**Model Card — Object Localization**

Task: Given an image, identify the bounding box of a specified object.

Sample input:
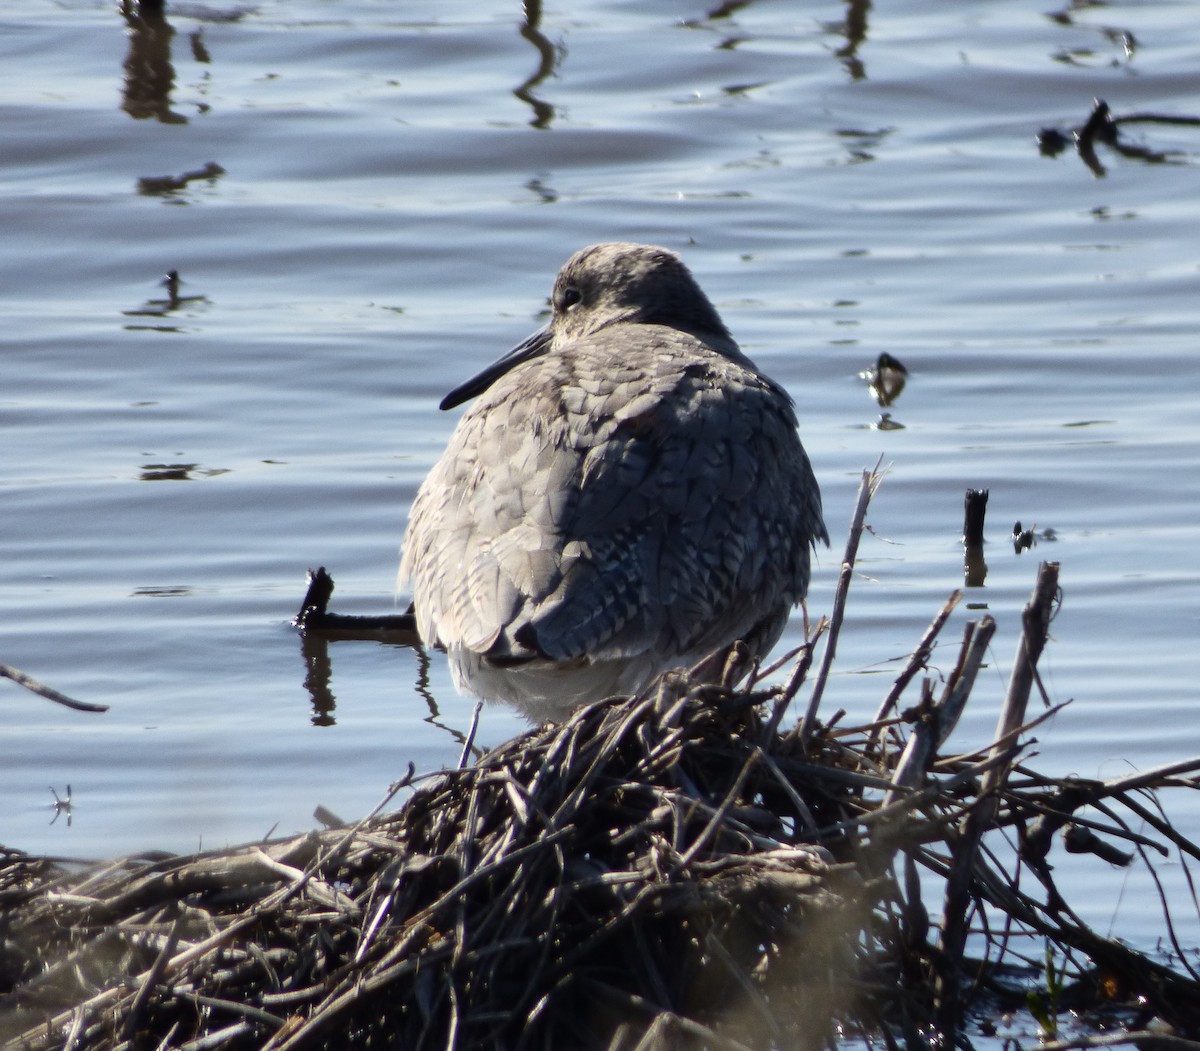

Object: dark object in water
[861,351,908,408]
[1038,97,1200,176]
[963,488,988,587]
[293,566,417,641]
[136,161,225,196]
[962,488,988,547]
[1012,520,1036,552]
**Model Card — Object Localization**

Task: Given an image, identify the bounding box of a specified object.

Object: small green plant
[1026,941,1067,1039]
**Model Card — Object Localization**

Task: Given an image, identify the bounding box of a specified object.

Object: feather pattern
[400,243,827,718]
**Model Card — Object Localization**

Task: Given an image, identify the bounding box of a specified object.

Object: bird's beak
[439,325,553,411]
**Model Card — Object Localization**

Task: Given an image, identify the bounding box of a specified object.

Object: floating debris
[860,351,909,408]
[963,487,989,587]
[136,161,225,196]
[1038,97,1200,176]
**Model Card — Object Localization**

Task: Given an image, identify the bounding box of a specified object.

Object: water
[3,0,1200,957]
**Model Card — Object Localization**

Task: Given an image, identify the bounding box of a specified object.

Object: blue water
[3,0,1199,961]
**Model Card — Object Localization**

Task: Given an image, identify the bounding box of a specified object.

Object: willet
[400,242,827,719]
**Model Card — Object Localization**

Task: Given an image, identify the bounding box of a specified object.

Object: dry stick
[674,749,760,871]
[868,590,962,747]
[756,748,822,836]
[0,660,108,713]
[934,560,1060,1041]
[177,992,286,1030]
[761,626,824,746]
[1015,756,1200,868]
[881,615,996,811]
[122,912,185,1038]
[458,700,484,769]
[800,460,886,746]
[582,983,757,1051]
[60,1008,86,1051]
[177,1021,250,1051]
[9,772,420,1051]
[1114,781,1200,865]
[820,740,1022,843]
[957,833,1200,1030]
[1100,755,1200,796]
[981,560,1060,800]
[1039,1032,1200,1051]
[754,638,811,685]
[929,620,995,753]
[263,827,578,1051]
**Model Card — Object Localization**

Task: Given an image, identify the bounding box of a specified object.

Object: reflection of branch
[705,0,752,17]
[1038,98,1200,177]
[120,0,186,124]
[300,631,338,726]
[293,568,464,743]
[514,0,559,130]
[122,269,210,320]
[836,0,871,81]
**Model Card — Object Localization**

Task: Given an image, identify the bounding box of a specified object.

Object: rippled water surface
[4,0,1200,955]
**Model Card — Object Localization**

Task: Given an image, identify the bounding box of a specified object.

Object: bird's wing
[526,340,825,663]
[401,328,826,666]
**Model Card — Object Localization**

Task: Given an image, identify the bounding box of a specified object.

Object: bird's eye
[559,286,582,310]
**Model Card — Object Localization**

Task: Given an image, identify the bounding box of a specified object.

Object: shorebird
[400,243,827,718]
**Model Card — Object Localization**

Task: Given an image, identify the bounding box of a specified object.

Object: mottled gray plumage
[400,243,827,718]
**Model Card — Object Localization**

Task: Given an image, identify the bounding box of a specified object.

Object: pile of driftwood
[4,473,1200,1050]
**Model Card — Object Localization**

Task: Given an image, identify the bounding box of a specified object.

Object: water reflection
[299,630,339,727]
[1045,4,1138,64]
[191,27,212,65]
[297,628,468,750]
[829,0,871,81]
[120,0,186,124]
[703,0,753,18]
[138,463,229,480]
[123,270,211,332]
[860,352,908,432]
[681,0,754,49]
[119,0,232,123]
[835,126,892,165]
[514,0,560,130]
[861,352,907,409]
[293,597,494,759]
[136,161,226,197]
[1037,99,1200,177]
[525,176,558,204]
[293,569,461,738]
[49,786,73,827]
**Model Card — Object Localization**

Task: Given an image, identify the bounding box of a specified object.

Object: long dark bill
[439,326,554,411]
